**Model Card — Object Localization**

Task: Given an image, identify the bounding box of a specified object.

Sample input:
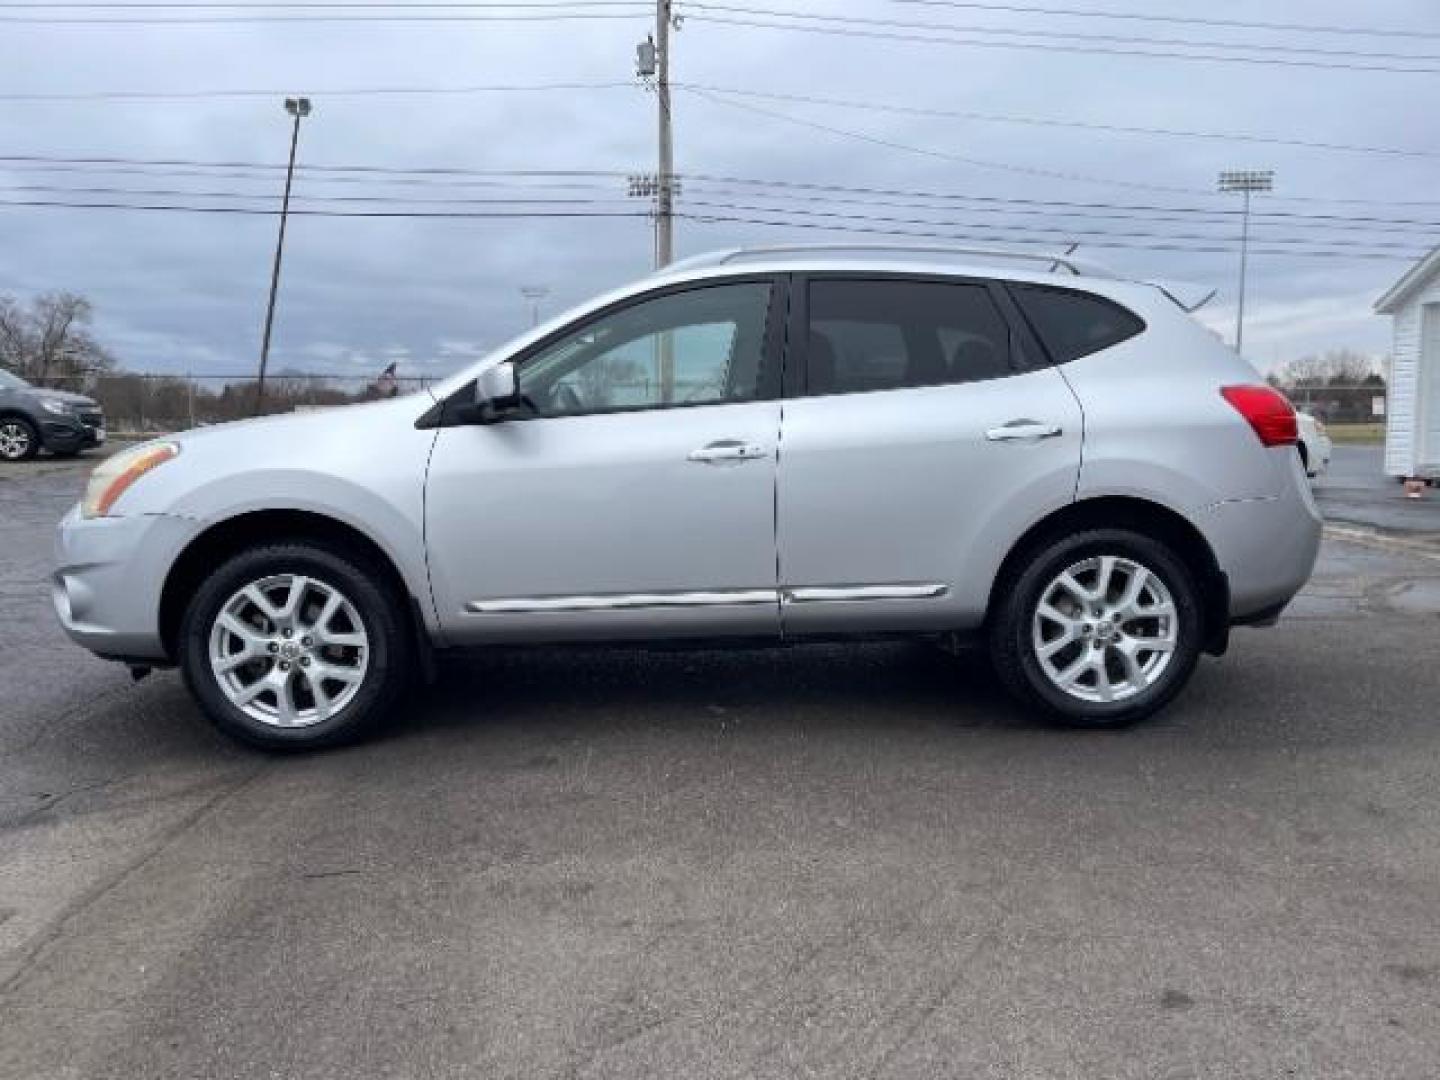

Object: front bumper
[40,412,105,452]
[52,506,201,662]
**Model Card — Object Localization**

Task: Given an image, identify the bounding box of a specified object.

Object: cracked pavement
[2,455,1440,1079]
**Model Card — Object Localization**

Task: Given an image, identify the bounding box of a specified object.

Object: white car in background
[1295,412,1332,478]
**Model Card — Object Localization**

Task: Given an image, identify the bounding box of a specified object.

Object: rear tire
[988,528,1204,728]
[0,417,39,461]
[179,541,411,749]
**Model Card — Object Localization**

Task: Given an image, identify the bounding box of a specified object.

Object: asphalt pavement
[3,454,1440,1080]
[1314,444,1440,542]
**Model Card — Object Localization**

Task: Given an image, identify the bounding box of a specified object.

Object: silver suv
[53,246,1321,748]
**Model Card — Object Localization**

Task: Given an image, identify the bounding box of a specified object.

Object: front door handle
[985,420,1063,442]
[687,440,768,464]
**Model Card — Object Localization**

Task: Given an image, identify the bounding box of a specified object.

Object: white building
[1376,246,1440,478]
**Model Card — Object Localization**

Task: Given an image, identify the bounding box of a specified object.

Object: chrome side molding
[465,588,775,615]
[466,582,949,614]
[782,584,949,604]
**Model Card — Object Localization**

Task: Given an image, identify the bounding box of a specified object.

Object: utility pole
[1217,169,1273,357]
[255,96,312,415]
[654,0,674,269]
[634,3,675,269]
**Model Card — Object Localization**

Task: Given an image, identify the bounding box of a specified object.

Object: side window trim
[789,271,1030,400]
[430,274,785,427]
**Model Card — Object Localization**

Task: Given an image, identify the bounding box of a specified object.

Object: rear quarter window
[1010,284,1145,364]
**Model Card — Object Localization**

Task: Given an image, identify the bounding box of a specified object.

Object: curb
[1323,522,1440,563]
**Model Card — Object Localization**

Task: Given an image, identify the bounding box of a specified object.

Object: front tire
[989,529,1203,728]
[0,417,39,461]
[179,542,411,749]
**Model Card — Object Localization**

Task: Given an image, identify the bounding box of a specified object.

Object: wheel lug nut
[300,657,310,667]
[279,661,290,672]
[268,642,279,653]
[282,629,292,639]
[301,636,312,647]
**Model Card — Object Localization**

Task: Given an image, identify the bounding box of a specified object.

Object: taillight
[1220,385,1298,447]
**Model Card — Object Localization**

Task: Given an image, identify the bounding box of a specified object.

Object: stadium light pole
[520,285,550,327]
[1217,169,1273,356]
[255,96,312,415]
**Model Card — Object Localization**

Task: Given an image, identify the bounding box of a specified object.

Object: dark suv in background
[0,367,105,461]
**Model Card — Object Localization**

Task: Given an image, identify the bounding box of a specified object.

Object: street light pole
[255,96,311,415]
[1217,169,1273,357]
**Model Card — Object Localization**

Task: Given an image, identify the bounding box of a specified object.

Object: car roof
[653,244,1118,286]
[648,247,1215,313]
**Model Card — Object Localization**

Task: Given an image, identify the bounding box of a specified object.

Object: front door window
[518,282,773,417]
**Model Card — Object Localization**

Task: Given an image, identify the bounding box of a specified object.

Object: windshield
[0,368,32,391]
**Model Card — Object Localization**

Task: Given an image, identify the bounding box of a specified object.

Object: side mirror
[474,362,520,414]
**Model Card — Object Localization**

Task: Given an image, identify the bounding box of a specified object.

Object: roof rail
[660,243,1116,278]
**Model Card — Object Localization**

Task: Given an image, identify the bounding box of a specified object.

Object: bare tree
[1277,349,1380,389]
[0,292,116,385]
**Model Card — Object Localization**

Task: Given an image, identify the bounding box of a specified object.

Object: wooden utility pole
[655,0,674,270]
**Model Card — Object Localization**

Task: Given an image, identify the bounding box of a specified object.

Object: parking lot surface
[1314,444,1440,542]
[3,455,1440,1079]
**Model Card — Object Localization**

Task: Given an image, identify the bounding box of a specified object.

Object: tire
[0,417,39,461]
[179,541,411,750]
[988,528,1204,728]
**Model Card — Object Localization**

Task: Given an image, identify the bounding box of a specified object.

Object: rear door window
[805,279,1014,396]
[1009,284,1145,363]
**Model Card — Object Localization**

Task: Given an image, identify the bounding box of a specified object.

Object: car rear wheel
[989,528,1203,727]
[179,541,411,749]
[0,417,39,461]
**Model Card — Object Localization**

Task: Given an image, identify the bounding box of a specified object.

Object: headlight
[40,398,75,416]
[81,441,180,519]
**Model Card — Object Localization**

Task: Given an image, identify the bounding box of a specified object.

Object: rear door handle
[687,440,768,463]
[985,420,1063,442]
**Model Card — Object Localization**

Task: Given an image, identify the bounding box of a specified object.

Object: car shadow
[386,640,1032,743]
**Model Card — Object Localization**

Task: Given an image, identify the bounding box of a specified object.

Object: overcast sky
[1,0,1437,380]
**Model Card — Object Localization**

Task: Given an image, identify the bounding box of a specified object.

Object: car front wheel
[179,541,411,749]
[989,529,1203,727]
[0,417,39,461]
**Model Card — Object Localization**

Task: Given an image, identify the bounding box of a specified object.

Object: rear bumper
[52,506,200,662]
[1193,451,1322,622]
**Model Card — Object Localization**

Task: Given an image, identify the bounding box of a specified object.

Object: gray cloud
[1,0,1435,377]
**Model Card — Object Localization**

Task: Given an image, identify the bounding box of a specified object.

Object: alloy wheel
[1031,555,1178,704]
[208,574,370,728]
[0,421,32,460]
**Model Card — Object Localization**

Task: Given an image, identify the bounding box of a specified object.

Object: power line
[0,80,636,102]
[684,86,1220,197]
[0,187,1427,258]
[0,7,648,23]
[0,182,638,207]
[681,92,1440,208]
[678,211,1429,261]
[676,197,1432,252]
[889,0,1440,41]
[674,182,1440,237]
[0,197,651,219]
[685,4,1440,66]
[6,152,1440,216]
[9,0,1434,41]
[678,83,1440,160]
[5,76,1432,170]
[681,13,1440,75]
[0,153,635,177]
[9,176,1438,237]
